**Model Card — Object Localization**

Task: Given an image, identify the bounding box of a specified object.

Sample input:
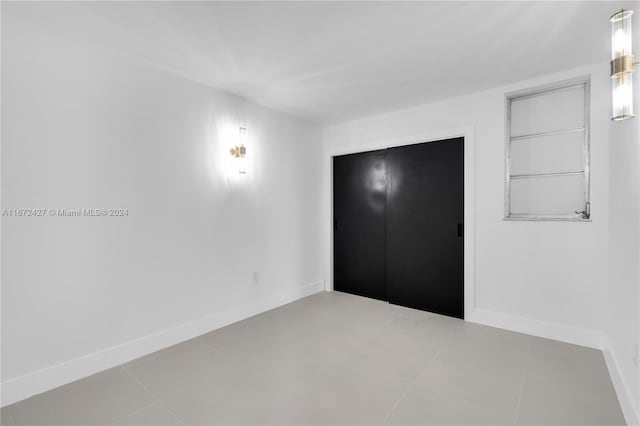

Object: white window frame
[504,77,591,221]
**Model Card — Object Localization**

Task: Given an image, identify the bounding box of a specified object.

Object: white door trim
[323,125,476,319]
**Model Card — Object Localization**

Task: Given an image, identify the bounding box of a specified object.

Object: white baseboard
[1,280,325,407]
[603,337,639,426]
[467,309,637,424]
[466,308,603,349]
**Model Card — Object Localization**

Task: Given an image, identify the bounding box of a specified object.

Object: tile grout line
[376,356,429,426]
[107,400,159,426]
[119,365,186,426]
[378,328,456,426]
[513,339,533,426]
[5,407,16,426]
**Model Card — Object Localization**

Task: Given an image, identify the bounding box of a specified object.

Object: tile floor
[1,291,626,425]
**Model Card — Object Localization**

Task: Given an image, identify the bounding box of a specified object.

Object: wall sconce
[611,9,639,121]
[229,126,247,174]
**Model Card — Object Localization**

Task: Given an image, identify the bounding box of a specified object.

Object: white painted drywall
[5,1,632,124]
[1,11,323,402]
[323,62,610,343]
[605,23,640,424]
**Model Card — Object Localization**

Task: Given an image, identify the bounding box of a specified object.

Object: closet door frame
[324,126,476,320]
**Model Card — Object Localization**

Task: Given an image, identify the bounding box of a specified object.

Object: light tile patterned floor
[1,291,626,425]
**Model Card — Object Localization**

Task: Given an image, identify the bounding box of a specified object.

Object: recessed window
[505,79,590,221]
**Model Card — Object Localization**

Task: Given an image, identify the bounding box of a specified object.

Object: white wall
[323,62,610,347]
[1,10,323,405]
[605,23,640,425]
[4,3,638,419]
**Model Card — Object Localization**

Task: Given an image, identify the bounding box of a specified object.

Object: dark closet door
[386,138,464,318]
[333,150,387,301]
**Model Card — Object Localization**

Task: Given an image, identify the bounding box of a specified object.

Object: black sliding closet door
[386,138,464,318]
[333,150,387,301]
[333,138,464,319]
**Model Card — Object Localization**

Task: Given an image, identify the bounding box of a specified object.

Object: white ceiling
[4,1,637,123]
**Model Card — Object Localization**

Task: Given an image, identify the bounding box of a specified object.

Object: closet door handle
[457,223,463,237]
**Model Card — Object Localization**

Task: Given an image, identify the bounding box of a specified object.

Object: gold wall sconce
[611,9,639,121]
[229,144,246,158]
[229,126,247,174]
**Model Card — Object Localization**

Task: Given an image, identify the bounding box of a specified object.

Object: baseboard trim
[603,337,639,426]
[1,280,325,407]
[466,308,603,349]
[467,309,636,423]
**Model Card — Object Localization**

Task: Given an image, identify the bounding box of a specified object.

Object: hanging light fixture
[610,9,638,121]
